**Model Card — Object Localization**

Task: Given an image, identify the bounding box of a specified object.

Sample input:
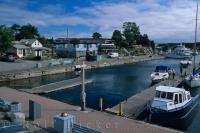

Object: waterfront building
[55,43,98,58]
[98,40,118,55]
[55,38,99,58]
[10,39,51,58]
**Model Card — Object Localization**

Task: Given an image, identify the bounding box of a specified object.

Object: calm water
[44,59,181,109]
[1,56,200,132]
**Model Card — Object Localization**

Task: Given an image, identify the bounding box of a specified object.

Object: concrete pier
[0,87,181,133]
[19,77,93,94]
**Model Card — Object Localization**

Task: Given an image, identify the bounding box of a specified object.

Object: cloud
[0,0,199,43]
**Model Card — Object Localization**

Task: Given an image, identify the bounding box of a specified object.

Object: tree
[16,24,40,40]
[137,34,150,47]
[11,24,21,40]
[46,37,54,44]
[111,30,123,47]
[150,41,155,53]
[38,36,46,45]
[122,22,140,46]
[92,32,102,39]
[0,25,14,53]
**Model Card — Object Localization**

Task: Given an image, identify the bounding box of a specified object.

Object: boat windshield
[193,68,200,75]
[155,91,173,100]
[155,66,169,72]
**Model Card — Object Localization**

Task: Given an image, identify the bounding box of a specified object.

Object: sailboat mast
[194,2,198,69]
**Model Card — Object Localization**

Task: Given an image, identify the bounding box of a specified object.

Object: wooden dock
[105,64,194,119]
[105,79,181,119]
[19,77,93,94]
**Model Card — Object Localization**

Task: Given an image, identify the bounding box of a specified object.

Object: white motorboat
[185,68,200,88]
[148,85,199,122]
[151,66,172,83]
[164,45,192,59]
[74,65,82,76]
[180,60,192,68]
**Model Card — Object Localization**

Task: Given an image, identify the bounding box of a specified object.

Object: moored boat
[180,60,192,66]
[185,68,200,88]
[150,66,173,83]
[148,85,199,123]
[184,3,200,88]
[74,65,82,76]
[164,45,192,59]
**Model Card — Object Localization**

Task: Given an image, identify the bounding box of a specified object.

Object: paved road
[0,58,72,72]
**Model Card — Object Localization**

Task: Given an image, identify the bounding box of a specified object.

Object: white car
[108,52,119,58]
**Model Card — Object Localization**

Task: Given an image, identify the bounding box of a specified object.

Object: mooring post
[119,102,123,116]
[99,98,103,111]
[81,61,86,111]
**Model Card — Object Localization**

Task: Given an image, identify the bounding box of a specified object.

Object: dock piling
[99,98,103,111]
[119,102,123,116]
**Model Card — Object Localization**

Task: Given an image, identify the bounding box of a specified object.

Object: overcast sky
[0,0,199,43]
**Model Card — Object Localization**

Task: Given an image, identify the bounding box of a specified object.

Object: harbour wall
[0,55,164,82]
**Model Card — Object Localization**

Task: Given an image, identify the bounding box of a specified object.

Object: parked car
[108,52,119,58]
[0,52,18,62]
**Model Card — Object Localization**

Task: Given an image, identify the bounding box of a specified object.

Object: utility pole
[81,61,86,111]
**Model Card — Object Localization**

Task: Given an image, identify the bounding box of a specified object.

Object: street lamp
[81,61,86,111]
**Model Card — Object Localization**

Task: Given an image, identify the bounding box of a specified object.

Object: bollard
[119,102,123,116]
[99,98,103,111]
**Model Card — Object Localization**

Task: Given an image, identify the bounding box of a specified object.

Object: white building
[20,39,43,57]
[55,43,98,58]
[11,39,50,58]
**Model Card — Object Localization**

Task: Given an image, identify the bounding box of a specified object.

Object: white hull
[151,72,169,83]
[185,77,200,88]
[165,54,191,59]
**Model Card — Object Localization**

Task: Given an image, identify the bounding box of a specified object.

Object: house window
[89,44,92,48]
[84,44,87,48]
[76,45,79,48]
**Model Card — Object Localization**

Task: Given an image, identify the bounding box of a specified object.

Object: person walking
[172,69,175,79]
[180,65,183,76]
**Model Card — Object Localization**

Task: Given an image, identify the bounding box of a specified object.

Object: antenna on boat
[194,1,198,69]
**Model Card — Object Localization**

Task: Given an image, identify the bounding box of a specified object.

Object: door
[23,49,26,56]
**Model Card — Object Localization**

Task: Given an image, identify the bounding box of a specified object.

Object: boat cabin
[154,66,172,73]
[151,86,191,111]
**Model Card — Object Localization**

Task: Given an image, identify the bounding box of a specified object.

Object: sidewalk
[0,87,181,133]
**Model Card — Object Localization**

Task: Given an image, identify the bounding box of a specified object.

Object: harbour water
[1,56,200,132]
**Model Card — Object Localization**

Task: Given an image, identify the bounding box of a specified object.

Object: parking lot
[0,58,74,72]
